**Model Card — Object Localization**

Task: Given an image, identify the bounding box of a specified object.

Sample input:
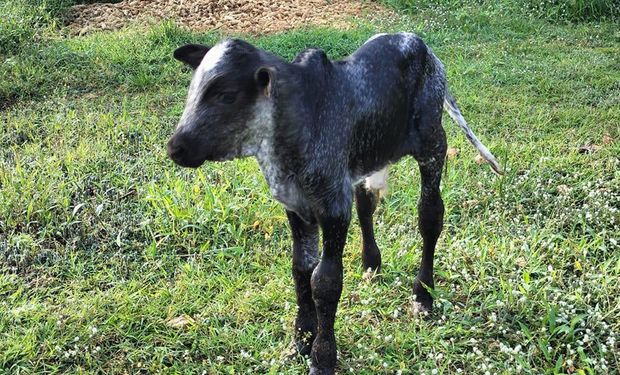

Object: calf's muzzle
[167,132,204,168]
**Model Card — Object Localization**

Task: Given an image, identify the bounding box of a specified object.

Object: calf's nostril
[167,138,186,160]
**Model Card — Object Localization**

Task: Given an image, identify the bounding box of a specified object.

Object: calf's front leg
[309,205,351,375]
[287,210,319,356]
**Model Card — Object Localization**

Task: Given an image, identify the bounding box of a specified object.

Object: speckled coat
[167,33,501,375]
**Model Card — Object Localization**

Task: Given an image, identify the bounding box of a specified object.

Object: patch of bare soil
[65,0,390,36]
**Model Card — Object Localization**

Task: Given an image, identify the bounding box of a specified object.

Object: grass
[1,1,619,374]
[384,0,620,22]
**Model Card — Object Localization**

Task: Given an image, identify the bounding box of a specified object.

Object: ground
[1,1,619,374]
[64,0,390,35]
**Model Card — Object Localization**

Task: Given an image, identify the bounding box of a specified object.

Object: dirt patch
[65,0,390,36]
[0,94,18,112]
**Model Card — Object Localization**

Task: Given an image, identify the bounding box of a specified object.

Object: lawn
[1,1,619,374]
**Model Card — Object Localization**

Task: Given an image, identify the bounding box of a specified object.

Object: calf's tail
[443,90,503,175]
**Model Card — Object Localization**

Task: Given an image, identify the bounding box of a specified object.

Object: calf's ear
[255,66,275,98]
[173,44,210,69]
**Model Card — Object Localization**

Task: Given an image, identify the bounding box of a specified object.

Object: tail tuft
[443,91,503,175]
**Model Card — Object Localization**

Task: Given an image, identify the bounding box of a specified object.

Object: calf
[167,33,502,374]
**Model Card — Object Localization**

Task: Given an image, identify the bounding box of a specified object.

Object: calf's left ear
[255,66,275,98]
[173,44,210,69]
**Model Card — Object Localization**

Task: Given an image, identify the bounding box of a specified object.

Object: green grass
[1,2,620,374]
[385,0,620,22]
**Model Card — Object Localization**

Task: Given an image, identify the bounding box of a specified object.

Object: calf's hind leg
[411,106,447,312]
[355,181,382,272]
[287,210,319,356]
[412,154,445,313]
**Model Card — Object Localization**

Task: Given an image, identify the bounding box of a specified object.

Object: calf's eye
[218,92,237,104]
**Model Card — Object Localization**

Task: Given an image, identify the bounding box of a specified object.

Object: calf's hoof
[362,260,381,274]
[412,301,432,317]
[362,244,381,273]
[412,278,433,313]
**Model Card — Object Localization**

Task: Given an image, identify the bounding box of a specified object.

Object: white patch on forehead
[296,49,317,64]
[195,40,231,78]
[177,40,231,130]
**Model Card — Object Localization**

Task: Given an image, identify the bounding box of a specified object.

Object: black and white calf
[167,33,502,374]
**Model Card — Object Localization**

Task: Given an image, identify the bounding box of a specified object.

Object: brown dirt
[64,0,390,36]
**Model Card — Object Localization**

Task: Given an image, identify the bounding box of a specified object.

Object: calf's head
[167,39,275,168]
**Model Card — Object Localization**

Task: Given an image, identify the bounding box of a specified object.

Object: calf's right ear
[173,44,210,69]
[255,66,275,98]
